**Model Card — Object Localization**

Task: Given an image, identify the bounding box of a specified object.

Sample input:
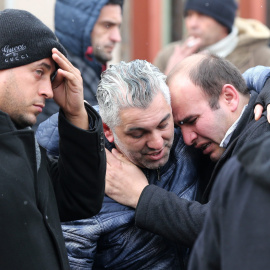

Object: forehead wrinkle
[126,126,146,132]
[119,109,153,132]
[126,113,171,132]
[122,111,171,135]
[117,91,172,131]
[34,58,56,74]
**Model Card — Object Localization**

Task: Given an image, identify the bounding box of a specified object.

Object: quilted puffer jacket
[36,110,203,269]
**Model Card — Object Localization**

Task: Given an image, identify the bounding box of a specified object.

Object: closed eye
[131,134,143,139]
[159,123,169,129]
[186,118,197,125]
[178,117,197,126]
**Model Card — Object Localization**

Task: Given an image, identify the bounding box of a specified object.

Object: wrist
[133,184,149,208]
[65,107,89,130]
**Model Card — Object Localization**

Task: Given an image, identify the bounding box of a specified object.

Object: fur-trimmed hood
[235,17,270,46]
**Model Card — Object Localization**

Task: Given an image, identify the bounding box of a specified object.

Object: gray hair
[97,59,171,129]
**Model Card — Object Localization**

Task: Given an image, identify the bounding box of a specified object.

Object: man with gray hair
[104,54,270,266]
[97,60,173,170]
[37,59,207,269]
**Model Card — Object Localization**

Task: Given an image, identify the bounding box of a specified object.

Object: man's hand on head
[51,48,88,130]
[105,148,149,208]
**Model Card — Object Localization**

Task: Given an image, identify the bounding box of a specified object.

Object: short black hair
[107,0,124,7]
[189,53,249,109]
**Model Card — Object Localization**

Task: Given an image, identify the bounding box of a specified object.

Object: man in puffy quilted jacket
[34,0,123,129]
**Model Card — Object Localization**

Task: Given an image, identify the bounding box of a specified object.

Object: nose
[146,131,164,150]
[110,27,121,43]
[181,126,197,146]
[186,13,199,30]
[38,79,53,99]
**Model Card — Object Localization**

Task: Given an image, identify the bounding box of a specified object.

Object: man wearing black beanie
[0,9,105,270]
[154,0,270,75]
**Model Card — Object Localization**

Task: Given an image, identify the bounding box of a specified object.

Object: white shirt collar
[220,104,248,148]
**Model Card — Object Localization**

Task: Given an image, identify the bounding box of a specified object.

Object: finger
[172,45,182,56]
[186,38,201,52]
[52,70,64,90]
[52,48,70,64]
[105,149,115,166]
[111,148,121,157]
[56,68,77,83]
[254,104,263,121]
[105,183,112,195]
[52,48,75,73]
[267,104,270,123]
[52,69,79,93]
[52,50,82,89]
[111,148,133,165]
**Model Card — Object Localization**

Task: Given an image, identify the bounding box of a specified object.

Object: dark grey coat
[0,104,105,269]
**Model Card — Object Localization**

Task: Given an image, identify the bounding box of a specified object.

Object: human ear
[103,123,114,143]
[221,84,239,112]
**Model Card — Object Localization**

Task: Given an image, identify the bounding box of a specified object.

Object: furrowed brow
[178,115,194,125]
[38,62,52,71]
[160,113,171,124]
[127,113,171,132]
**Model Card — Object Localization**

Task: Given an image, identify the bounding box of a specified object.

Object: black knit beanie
[184,0,238,33]
[0,9,67,70]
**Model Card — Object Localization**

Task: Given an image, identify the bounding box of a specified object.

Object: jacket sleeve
[135,185,209,248]
[36,112,60,157]
[188,157,239,270]
[61,218,101,269]
[242,65,270,92]
[48,103,106,221]
[187,182,222,270]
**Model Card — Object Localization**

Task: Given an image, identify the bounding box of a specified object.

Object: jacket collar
[229,91,257,145]
[206,26,238,57]
[84,46,107,77]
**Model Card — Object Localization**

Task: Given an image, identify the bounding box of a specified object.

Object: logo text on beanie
[2,45,26,57]
[2,44,29,63]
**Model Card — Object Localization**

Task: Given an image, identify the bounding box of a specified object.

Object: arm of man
[105,148,209,247]
[243,65,270,121]
[51,48,88,129]
[62,218,101,268]
[136,185,209,247]
[187,161,227,270]
[47,49,106,221]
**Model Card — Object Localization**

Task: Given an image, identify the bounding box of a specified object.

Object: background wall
[1,0,269,64]
[1,0,55,29]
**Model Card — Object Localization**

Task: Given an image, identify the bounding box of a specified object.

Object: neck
[205,26,238,57]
